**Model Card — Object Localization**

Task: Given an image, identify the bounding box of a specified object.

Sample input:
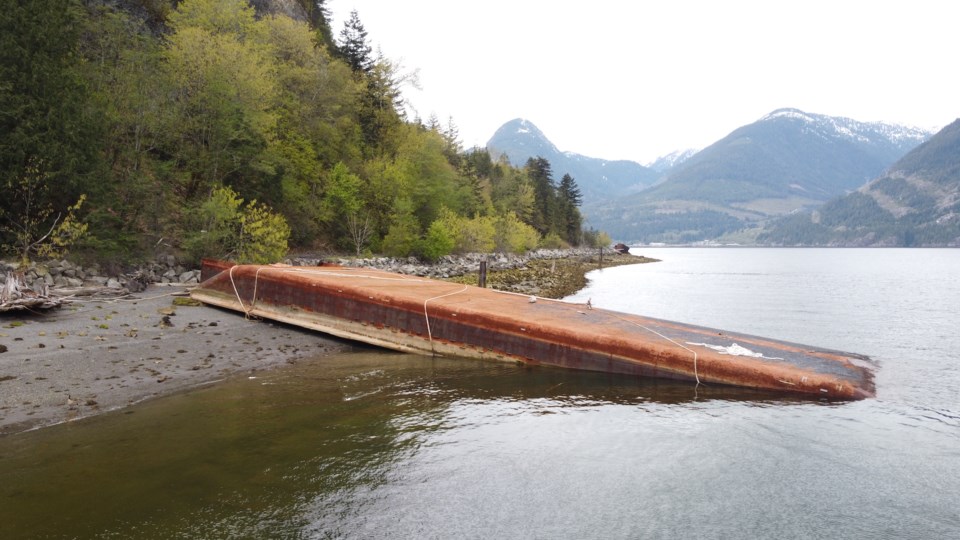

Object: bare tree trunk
[347,214,373,257]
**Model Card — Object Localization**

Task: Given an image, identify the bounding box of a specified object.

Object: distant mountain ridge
[486,119,662,204]
[646,149,699,173]
[582,108,931,243]
[759,119,960,246]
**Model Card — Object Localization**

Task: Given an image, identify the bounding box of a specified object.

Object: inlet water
[1,248,958,538]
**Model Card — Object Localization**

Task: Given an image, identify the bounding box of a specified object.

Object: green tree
[419,220,454,261]
[357,52,417,156]
[336,10,373,74]
[258,13,362,246]
[525,157,557,235]
[321,162,365,248]
[0,0,100,260]
[381,197,420,257]
[433,208,495,253]
[162,0,278,199]
[79,4,174,258]
[185,186,289,264]
[557,173,584,245]
[237,200,290,263]
[495,211,540,254]
[305,0,336,51]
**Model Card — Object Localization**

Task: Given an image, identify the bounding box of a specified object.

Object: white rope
[228,264,266,318]
[422,284,469,356]
[607,311,701,385]
[228,265,247,315]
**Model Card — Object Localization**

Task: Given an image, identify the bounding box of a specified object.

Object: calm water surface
[1,248,958,539]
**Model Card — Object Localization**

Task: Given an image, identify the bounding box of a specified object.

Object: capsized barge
[191,260,875,400]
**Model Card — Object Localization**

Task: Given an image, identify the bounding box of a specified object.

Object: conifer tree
[337,10,373,74]
[525,156,557,235]
[308,0,336,51]
[558,174,584,245]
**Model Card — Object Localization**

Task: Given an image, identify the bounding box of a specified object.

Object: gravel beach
[0,285,351,435]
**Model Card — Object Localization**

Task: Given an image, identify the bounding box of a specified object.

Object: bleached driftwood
[0,273,70,312]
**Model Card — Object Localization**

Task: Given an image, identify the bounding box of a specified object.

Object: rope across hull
[191,261,876,400]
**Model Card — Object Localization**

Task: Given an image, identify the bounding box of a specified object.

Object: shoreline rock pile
[1,247,621,301]
[289,247,610,279]
[0,256,202,296]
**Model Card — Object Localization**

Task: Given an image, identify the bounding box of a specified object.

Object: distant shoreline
[444,252,657,299]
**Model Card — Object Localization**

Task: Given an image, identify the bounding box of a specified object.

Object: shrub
[418,221,455,261]
[184,186,290,264]
[495,211,540,254]
[538,232,570,249]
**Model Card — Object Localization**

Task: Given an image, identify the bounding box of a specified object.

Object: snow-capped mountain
[646,149,699,173]
[486,118,659,203]
[584,108,933,244]
[760,118,960,246]
[761,108,929,149]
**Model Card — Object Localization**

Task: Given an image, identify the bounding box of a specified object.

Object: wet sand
[0,285,351,435]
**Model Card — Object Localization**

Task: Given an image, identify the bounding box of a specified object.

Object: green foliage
[323,162,363,217]
[495,212,541,254]
[336,10,373,74]
[381,197,420,257]
[0,0,101,260]
[2,1,608,263]
[557,173,584,245]
[185,186,289,263]
[434,208,496,254]
[167,0,257,37]
[526,157,556,235]
[36,195,90,261]
[419,221,454,262]
[237,200,290,263]
[163,7,278,197]
[184,186,243,262]
[581,229,612,249]
[539,232,570,250]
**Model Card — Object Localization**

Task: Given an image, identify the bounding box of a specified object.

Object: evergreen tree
[358,53,406,154]
[558,173,582,207]
[307,0,336,51]
[525,156,556,235]
[0,0,101,260]
[336,10,373,74]
[557,173,583,244]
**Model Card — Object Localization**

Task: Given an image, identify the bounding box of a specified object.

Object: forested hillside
[0,0,597,266]
[759,119,960,246]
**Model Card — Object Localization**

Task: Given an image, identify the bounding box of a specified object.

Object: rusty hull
[190,261,875,400]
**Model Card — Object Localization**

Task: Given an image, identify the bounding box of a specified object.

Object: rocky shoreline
[0,248,654,435]
[2,247,647,299]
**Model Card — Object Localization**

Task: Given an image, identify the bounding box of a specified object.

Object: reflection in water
[0,351,816,538]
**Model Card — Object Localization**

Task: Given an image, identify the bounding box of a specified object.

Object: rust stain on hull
[191,261,875,400]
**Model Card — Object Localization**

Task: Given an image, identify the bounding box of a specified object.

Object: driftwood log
[0,273,70,312]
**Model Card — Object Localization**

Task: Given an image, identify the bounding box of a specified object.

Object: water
[1,248,958,539]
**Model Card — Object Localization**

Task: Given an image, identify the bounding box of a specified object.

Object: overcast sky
[329,0,959,164]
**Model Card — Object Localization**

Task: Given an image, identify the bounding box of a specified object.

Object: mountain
[758,119,960,246]
[646,149,698,173]
[583,108,931,244]
[486,119,660,204]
